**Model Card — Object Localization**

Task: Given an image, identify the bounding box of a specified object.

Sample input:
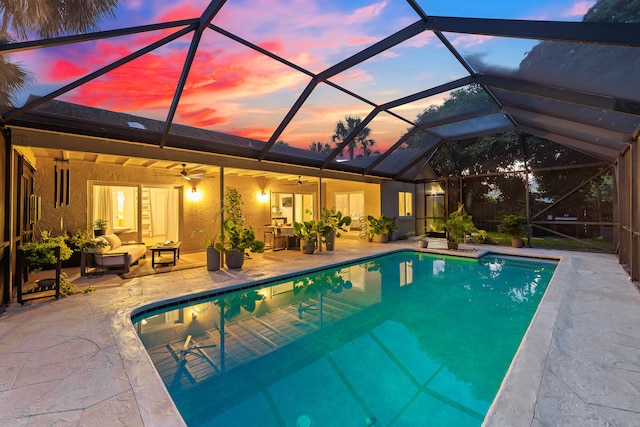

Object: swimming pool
[133,251,556,426]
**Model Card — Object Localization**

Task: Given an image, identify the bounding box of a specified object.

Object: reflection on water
[133,252,556,427]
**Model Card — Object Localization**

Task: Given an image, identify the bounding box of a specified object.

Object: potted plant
[213,188,264,269]
[92,219,108,236]
[292,219,331,254]
[443,206,477,250]
[192,211,223,271]
[20,231,73,289]
[70,230,109,253]
[321,208,352,251]
[21,231,74,271]
[214,219,265,268]
[367,214,398,243]
[418,234,429,248]
[500,214,527,248]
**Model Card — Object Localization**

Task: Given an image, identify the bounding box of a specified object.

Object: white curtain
[166,188,179,242]
[93,185,113,229]
[147,187,179,242]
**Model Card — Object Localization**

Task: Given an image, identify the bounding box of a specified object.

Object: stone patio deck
[1,240,638,426]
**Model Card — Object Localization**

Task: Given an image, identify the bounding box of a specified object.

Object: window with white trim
[398,191,412,217]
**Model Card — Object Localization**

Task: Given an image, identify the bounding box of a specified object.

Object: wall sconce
[257,190,269,203]
[191,309,198,320]
[186,185,203,202]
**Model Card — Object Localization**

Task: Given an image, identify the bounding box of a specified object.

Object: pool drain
[296,414,312,427]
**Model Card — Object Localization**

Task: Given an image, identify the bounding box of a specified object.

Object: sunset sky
[11,0,595,152]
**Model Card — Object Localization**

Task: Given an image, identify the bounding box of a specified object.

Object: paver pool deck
[1,240,639,426]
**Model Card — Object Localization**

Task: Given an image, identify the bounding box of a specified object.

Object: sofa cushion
[95,243,147,268]
[102,233,122,250]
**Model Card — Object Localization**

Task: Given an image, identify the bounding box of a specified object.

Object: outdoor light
[257,190,269,202]
[186,185,203,202]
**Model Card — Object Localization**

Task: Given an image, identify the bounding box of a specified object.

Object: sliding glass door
[91,183,181,245]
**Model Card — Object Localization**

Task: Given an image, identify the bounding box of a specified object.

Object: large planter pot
[373,232,389,243]
[447,241,459,250]
[511,238,524,248]
[325,230,336,251]
[206,246,221,271]
[419,239,428,249]
[225,250,245,269]
[300,239,315,254]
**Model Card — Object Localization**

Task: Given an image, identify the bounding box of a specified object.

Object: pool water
[133,251,556,426]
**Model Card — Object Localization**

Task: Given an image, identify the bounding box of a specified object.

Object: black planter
[207,247,221,271]
[225,250,245,269]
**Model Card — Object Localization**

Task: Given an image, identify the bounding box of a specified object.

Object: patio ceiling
[1,0,639,181]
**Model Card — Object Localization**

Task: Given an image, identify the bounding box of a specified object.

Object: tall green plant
[215,219,265,254]
[443,206,477,243]
[321,208,352,237]
[224,187,244,227]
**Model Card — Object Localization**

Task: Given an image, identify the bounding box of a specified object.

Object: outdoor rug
[120,251,207,279]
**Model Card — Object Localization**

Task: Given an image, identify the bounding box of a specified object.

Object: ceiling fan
[177,164,205,181]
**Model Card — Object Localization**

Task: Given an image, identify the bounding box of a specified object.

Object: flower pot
[35,278,56,289]
[447,241,459,250]
[374,232,389,243]
[511,238,524,248]
[207,246,221,271]
[225,250,245,269]
[300,239,315,254]
[419,239,428,248]
[325,230,336,251]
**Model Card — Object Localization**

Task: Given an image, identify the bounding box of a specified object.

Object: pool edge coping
[112,245,564,427]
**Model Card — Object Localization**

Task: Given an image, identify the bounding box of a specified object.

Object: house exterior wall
[380,180,416,240]
[30,157,221,253]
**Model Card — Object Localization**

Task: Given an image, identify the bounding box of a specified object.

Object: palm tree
[332,115,376,160]
[309,140,332,155]
[0,0,122,105]
[0,44,29,106]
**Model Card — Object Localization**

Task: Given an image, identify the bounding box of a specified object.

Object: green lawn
[485,232,614,253]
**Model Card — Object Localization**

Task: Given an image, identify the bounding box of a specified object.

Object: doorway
[91,183,181,245]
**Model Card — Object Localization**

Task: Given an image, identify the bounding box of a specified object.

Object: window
[91,183,181,245]
[335,191,364,229]
[399,191,412,217]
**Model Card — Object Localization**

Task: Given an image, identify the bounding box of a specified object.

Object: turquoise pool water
[133,251,556,426]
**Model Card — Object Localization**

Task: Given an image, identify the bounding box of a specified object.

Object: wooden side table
[150,242,181,267]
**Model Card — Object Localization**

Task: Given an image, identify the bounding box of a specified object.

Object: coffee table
[150,242,181,267]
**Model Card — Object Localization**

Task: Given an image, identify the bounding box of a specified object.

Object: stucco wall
[380,180,417,239]
[31,157,221,252]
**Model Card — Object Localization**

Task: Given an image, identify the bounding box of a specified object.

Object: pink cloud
[564,0,595,17]
[450,33,492,49]
[48,60,88,81]
[48,0,414,144]
[177,107,228,128]
[344,1,388,25]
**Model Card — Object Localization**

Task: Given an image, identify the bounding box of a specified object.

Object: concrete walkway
[1,240,638,426]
